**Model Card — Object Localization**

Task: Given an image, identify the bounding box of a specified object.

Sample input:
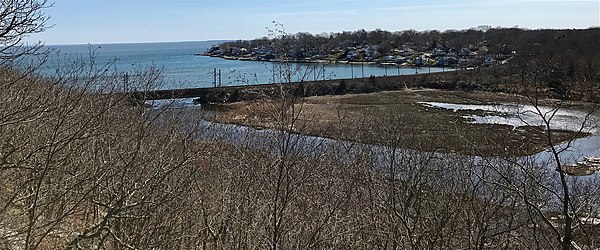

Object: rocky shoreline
[197,53,436,69]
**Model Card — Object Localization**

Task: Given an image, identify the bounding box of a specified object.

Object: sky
[26,0,600,45]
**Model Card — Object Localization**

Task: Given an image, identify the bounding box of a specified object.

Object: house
[253,47,274,56]
[458,58,478,67]
[413,56,424,66]
[372,51,382,59]
[484,54,497,65]
[435,57,445,66]
[346,51,358,60]
[479,46,489,53]
[432,48,447,57]
[395,56,407,64]
[382,55,395,62]
[365,45,379,58]
[459,48,471,57]
[437,56,458,66]
[400,49,414,57]
[446,51,458,57]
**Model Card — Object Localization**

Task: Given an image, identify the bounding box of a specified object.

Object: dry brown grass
[213,89,590,157]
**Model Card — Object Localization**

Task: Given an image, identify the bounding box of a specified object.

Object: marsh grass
[213,89,590,157]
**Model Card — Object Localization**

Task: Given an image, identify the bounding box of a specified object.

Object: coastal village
[202,36,514,68]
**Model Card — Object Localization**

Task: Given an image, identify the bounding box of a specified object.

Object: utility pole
[213,68,217,87]
[218,69,222,87]
[351,63,354,79]
[123,72,129,91]
[361,62,364,78]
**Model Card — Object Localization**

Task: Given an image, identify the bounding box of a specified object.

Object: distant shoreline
[46,40,229,47]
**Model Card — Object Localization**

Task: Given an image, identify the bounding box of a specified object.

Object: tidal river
[157,99,600,178]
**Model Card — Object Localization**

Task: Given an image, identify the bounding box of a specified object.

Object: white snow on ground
[419,102,598,133]
[419,101,600,166]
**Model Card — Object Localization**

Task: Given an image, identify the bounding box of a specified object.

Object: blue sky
[27,0,600,45]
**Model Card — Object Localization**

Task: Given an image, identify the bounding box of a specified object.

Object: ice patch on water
[145,98,200,109]
[419,102,599,134]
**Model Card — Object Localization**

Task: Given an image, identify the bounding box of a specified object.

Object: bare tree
[485,55,600,249]
[0,0,50,64]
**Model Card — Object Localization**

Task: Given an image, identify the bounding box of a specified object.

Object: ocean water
[41,41,448,90]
